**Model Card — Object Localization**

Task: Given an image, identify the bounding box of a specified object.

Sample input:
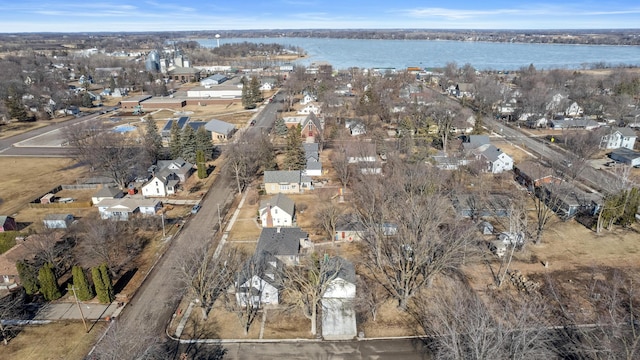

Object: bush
[72,266,95,301]
[38,263,61,301]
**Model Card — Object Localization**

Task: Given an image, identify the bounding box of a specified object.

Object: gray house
[255,227,309,266]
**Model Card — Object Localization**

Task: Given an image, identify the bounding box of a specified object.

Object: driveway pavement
[34,301,119,321]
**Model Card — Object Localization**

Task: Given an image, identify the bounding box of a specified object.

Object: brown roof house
[0,232,62,291]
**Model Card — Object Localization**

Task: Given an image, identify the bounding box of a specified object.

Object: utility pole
[161,211,166,238]
[217,203,222,231]
[71,286,89,333]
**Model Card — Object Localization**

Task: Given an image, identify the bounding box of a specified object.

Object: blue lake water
[196,37,640,71]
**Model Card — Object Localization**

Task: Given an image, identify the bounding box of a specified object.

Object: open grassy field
[0,157,88,216]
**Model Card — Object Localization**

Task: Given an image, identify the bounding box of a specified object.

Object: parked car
[250,120,256,126]
[191,204,201,214]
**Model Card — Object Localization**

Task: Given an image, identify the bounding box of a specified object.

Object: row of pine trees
[16,262,114,303]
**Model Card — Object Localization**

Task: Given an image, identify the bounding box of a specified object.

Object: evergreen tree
[16,261,39,295]
[274,117,288,136]
[100,264,115,303]
[241,77,256,109]
[109,77,117,92]
[92,266,107,303]
[169,120,182,159]
[283,125,306,170]
[143,117,163,163]
[196,150,207,179]
[81,92,93,107]
[38,263,61,301]
[72,266,94,301]
[180,125,197,163]
[250,76,262,104]
[5,87,29,122]
[195,126,214,160]
[92,264,114,303]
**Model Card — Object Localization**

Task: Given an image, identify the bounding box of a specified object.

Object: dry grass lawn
[4,322,106,360]
[0,157,88,216]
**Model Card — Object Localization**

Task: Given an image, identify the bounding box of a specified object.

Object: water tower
[215,34,221,47]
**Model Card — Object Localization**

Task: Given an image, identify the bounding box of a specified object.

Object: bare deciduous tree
[411,283,554,360]
[282,254,347,336]
[0,289,25,345]
[352,161,474,310]
[64,121,140,189]
[177,244,245,321]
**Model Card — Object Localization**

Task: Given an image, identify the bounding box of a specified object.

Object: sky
[1,1,640,33]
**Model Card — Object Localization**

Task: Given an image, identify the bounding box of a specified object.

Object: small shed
[43,214,74,229]
[40,193,55,204]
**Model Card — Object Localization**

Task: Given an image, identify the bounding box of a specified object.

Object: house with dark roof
[142,158,193,197]
[204,119,236,143]
[472,144,514,174]
[300,113,323,138]
[255,227,309,265]
[600,127,637,150]
[609,148,640,167]
[234,254,281,307]
[538,182,602,219]
[0,216,17,232]
[514,161,562,191]
[263,170,312,194]
[334,214,366,242]
[91,185,125,205]
[259,194,295,227]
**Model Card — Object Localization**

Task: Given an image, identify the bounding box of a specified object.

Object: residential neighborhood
[0,30,640,360]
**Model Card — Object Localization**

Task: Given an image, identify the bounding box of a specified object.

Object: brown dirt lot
[4,322,106,360]
[0,157,88,216]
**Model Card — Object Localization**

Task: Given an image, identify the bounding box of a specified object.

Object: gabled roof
[306,161,322,171]
[477,144,508,162]
[156,157,193,177]
[264,170,301,184]
[259,194,295,216]
[303,142,319,154]
[93,185,123,198]
[335,214,366,232]
[515,161,556,181]
[256,227,307,257]
[326,256,356,284]
[609,127,637,137]
[204,119,235,135]
[301,113,323,130]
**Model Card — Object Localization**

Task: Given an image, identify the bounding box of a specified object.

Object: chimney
[266,204,274,227]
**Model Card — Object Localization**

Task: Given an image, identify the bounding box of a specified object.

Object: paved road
[484,116,625,192]
[89,92,298,359]
[223,339,429,360]
[0,112,106,157]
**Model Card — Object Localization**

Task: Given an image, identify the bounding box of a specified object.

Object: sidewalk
[34,301,119,321]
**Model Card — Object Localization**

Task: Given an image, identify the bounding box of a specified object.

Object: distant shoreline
[186,29,640,46]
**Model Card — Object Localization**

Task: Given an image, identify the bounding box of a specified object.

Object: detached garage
[609,148,640,167]
[43,214,74,229]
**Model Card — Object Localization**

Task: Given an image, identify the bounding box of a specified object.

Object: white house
[141,173,179,197]
[565,102,584,117]
[235,274,279,307]
[600,127,637,150]
[345,119,366,136]
[473,144,514,174]
[300,93,316,105]
[259,194,295,227]
[97,198,161,221]
[297,102,322,115]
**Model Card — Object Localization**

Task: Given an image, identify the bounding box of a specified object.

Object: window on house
[280,184,290,191]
